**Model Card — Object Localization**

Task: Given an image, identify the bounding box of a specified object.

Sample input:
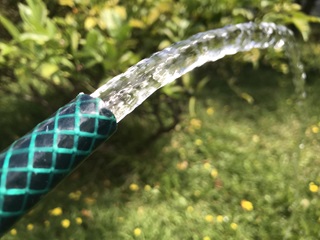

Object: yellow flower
[205,214,214,223]
[10,228,17,235]
[27,224,34,231]
[61,219,71,228]
[309,182,319,193]
[49,207,63,216]
[216,215,224,223]
[210,169,218,178]
[230,222,238,230]
[311,125,319,134]
[206,107,215,116]
[203,236,211,240]
[75,217,83,225]
[195,139,203,146]
[133,228,142,237]
[129,183,139,191]
[241,200,254,211]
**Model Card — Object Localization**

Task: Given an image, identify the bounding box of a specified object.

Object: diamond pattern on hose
[0,94,117,235]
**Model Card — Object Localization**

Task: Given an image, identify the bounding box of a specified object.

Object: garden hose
[0,94,117,236]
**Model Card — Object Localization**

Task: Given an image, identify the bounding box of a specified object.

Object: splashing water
[91,22,306,122]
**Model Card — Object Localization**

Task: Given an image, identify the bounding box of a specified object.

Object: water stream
[91,21,309,232]
[90,22,306,122]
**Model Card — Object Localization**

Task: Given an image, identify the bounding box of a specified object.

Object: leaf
[100,6,127,38]
[0,43,17,56]
[196,77,209,93]
[232,8,254,20]
[158,40,172,50]
[0,43,17,63]
[39,63,59,79]
[26,0,47,24]
[261,0,274,8]
[65,14,76,26]
[18,0,52,35]
[85,30,99,49]
[157,2,172,13]
[308,15,320,23]
[188,96,196,117]
[262,12,289,22]
[290,12,320,41]
[19,33,49,44]
[291,16,310,41]
[182,73,193,90]
[119,51,140,65]
[0,14,20,40]
[70,30,80,52]
[162,85,184,98]
[46,20,57,38]
[283,2,301,11]
[240,92,254,104]
[129,19,145,29]
[60,58,75,70]
[146,7,160,26]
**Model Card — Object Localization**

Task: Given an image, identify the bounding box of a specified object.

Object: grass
[2,65,320,240]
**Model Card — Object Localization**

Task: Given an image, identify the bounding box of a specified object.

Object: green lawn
[2,66,320,240]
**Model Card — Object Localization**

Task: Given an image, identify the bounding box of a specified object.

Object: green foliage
[0,0,136,93]
[260,1,320,41]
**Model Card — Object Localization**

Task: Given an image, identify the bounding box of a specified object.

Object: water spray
[0,22,305,236]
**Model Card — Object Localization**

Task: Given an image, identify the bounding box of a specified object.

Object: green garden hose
[0,94,117,236]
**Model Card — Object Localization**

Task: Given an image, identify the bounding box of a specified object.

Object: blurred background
[1,0,320,239]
